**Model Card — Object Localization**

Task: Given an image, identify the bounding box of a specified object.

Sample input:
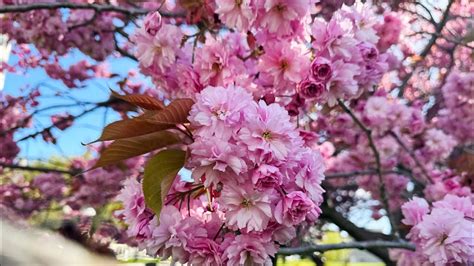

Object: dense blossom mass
[0,0,473,265]
[116,86,326,264]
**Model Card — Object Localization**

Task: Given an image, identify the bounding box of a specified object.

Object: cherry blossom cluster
[133,7,397,111]
[1,1,473,265]
[0,155,142,226]
[0,92,34,171]
[116,85,326,265]
[1,3,115,61]
[436,71,474,143]
[392,195,473,265]
[319,92,462,214]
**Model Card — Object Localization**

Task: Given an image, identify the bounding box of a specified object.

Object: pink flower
[148,206,207,263]
[215,0,255,31]
[375,13,402,52]
[258,41,309,91]
[275,191,315,226]
[115,178,154,245]
[190,137,248,187]
[239,100,300,161]
[324,59,360,106]
[193,35,247,86]
[294,148,326,205]
[32,173,65,199]
[258,0,308,37]
[251,164,283,190]
[401,197,429,226]
[143,11,162,36]
[223,233,277,265]
[311,18,358,59]
[219,182,272,232]
[433,194,473,219]
[133,24,182,70]
[417,208,473,265]
[186,238,223,266]
[188,85,253,139]
[297,78,325,99]
[310,57,333,82]
[423,128,457,160]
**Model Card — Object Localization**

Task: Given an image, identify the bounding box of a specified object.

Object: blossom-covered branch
[397,0,455,97]
[0,2,182,18]
[337,99,398,235]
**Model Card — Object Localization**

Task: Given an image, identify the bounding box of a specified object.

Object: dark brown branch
[0,162,76,175]
[320,203,394,264]
[397,0,455,97]
[325,169,402,179]
[278,240,415,255]
[16,100,113,142]
[0,2,183,18]
[415,2,436,24]
[388,131,433,184]
[337,100,398,236]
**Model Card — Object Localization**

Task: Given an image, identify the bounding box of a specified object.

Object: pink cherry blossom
[401,197,429,226]
[258,0,308,37]
[223,233,277,265]
[239,100,300,161]
[417,208,473,265]
[215,0,255,31]
[274,191,315,226]
[133,24,183,70]
[258,41,309,91]
[219,182,272,232]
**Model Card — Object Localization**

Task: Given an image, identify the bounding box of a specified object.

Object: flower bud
[298,78,325,99]
[144,11,162,36]
[310,57,332,82]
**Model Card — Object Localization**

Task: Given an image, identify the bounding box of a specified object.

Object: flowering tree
[1,1,473,265]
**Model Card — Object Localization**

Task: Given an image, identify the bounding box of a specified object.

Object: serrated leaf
[92,131,181,169]
[93,118,173,142]
[143,149,186,215]
[140,98,194,125]
[111,90,164,110]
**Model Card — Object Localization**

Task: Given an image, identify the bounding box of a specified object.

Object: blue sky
[5,48,141,161]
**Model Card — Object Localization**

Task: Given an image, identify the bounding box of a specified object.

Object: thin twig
[16,101,111,142]
[278,240,416,255]
[325,169,403,179]
[397,0,455,97]
[388,131,433,184]
[337,100,398,236]
[0,162,77,175]
[0,2,183,18]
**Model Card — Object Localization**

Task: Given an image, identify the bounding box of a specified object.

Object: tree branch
[320,203,394,264]
[337,99,398,236]
[325,169,403,179]
[278,240,415,255]
[0,162,76,175]
[397,0,455,97]
[0,2,183,18]
[388,131,433,184]
[15,101,111,142]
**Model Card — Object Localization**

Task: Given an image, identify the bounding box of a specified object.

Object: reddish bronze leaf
[92,131,181,169]
[140,98,194,125]
[93,118,173,142]
[111,90,164,110]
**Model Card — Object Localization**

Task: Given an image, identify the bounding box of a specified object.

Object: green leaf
[91,131,181,169]
[143,149,186,215]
